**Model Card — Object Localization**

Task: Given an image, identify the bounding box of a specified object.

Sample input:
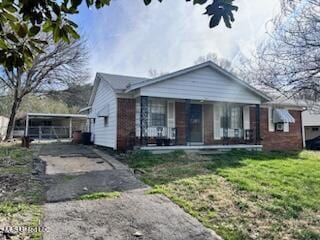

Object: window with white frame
[150,99,167,127]
[220,104,243,129]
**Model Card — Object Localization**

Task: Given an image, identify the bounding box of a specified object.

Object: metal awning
[273,109,295,123]
[97,105,109,117]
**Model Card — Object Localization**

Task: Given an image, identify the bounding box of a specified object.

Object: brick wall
[204,104,214,144]
[250,107,303,151]
[117,98,136,151]
[175,102,187,145]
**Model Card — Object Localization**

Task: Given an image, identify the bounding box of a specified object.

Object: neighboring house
[88,61,304,151]
[302,110,320,147]
[14,113,87,139]
[0,116,9,141]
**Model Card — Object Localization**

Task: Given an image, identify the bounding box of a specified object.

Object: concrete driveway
[39,143,220,240]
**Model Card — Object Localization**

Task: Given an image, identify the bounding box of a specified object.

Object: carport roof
[18,112,88,119]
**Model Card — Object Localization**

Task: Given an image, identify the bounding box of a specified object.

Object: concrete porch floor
[140,144,263,154]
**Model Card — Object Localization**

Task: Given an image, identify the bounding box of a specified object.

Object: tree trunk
[5,97,21,140]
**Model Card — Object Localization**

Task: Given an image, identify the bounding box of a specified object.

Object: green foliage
[0,0,238,70]
[128,150,320,240]
[0,94,75,117]
[46,83,93,109]
[79,191,120,200]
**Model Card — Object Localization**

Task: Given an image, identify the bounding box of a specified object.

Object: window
[276,123,284,131]
[312,127,319,131]
[104,117,108,127]
[150,100,167,127]
[220,104,243,129]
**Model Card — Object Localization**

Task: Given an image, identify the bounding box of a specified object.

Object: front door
[190,104,203,143]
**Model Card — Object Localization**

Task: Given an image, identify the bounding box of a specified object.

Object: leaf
[31,39,48,45]
[29,40,44,53]
[4,5,17,13]
[6,33,19,43]
[52,2,61,16]
[43,21,53,32]
[71,0,82,8]
[86,0,94,7]
[3,11,18,22]
[144,0,152,5]
[0,39,7,49]
[193,0,208,4]
[53,25,61,43]
[17,23,28,38]
[23,46,33,60]
[28,26,41,37]
[205,0,238,28]
[61,26,70,43]
[64,25,80,39]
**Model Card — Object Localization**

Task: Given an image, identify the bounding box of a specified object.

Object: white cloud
[81,0,280,79]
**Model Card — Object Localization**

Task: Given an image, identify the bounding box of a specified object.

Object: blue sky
[73,0,280,81]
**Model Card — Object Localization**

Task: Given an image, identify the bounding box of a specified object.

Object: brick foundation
[117,98,136,151]
[250,107,303,151]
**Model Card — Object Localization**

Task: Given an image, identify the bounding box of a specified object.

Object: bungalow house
[87,61,304,151]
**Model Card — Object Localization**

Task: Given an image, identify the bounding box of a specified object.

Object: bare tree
[0,35,88,139]
[148,69,169,78]
[253,0,320,103]
[194,52,234,73]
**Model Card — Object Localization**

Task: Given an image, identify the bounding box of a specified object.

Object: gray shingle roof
[97,72,148,91]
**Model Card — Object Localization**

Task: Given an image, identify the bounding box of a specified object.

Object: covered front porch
[130,96,262,150]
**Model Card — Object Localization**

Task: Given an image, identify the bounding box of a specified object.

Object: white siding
[91,80,117,149]
[140,67,262,104]
[302,110,320,126]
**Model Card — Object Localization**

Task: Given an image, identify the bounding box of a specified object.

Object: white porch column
[69,118,73,139]
[25,114,29,136]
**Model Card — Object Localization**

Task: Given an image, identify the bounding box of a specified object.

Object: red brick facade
[204,104,214,144]
[250,107,303,151]
[117,98,136,150]
[175,102,187,145]
[115,99,303,151]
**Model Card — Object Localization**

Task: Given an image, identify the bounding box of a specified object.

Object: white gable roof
[126,61,271,102]
[88,61,271,107]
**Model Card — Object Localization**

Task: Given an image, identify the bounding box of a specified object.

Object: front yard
[125,150,320,240]
[0,144,45,239]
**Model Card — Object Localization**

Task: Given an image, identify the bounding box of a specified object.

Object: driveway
[39,143,220,240]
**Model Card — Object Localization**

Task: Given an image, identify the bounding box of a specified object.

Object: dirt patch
[0,145,45,240]
[40,155,113,175]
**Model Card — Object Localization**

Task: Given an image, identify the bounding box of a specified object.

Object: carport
[14,113,88,139]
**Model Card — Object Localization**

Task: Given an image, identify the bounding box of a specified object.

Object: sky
[73,0,280,81]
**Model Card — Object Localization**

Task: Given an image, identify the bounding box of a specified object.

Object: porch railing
[13,126,87,139]
[129,127,254,148]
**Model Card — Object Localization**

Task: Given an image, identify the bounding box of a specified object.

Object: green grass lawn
[125,150,320,240]
[0,145,44,240]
